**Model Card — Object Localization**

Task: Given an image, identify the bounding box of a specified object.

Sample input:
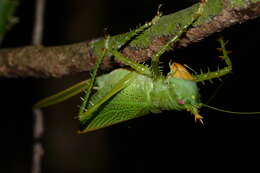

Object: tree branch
[0,0,259,78]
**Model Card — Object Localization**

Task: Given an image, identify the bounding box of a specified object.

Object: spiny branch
[0,0,260,78]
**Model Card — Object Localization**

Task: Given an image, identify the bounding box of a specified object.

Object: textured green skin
[80,69,200,132]
[89,0,224,55]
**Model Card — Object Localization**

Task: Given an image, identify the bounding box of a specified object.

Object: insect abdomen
[80,69,152,132]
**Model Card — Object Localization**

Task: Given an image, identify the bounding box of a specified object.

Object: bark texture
[0,0,259,78]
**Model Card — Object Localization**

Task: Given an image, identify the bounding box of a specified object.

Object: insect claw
[198,118,204,125]
[194,113,204,125]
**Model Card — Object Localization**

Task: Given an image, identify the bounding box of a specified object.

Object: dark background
[1,0,260,172]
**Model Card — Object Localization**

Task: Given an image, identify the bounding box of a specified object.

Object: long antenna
[202,104,260,115]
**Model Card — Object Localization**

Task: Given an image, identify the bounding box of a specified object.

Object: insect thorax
[148,77,201,114]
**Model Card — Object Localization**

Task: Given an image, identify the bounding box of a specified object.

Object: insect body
[79,65,201,133]
[35,0,256,133]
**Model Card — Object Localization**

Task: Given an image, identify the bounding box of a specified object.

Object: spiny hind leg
[111,1,208,77]
[127,6,162,42]
[193,37,232,82]
[107,7,163,76]
[112,6,162,50]
[150,0,208,77]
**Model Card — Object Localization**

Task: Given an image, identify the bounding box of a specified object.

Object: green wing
[79,69,150,133]
[33,79,90,108]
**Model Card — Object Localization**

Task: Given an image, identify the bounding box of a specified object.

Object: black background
[1,0,260,172]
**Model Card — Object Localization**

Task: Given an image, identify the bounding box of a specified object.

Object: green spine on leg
[194,37,232,82]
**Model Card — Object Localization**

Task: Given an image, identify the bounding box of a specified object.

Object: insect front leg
[194,37,232,82]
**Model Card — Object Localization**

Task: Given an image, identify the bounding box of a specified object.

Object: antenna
[202,104,260,115]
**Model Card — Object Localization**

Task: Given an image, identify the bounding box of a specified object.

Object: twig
[0,0,259,78]
[32,0,45,46]
[32,109,44,173]
[31,0,46,173]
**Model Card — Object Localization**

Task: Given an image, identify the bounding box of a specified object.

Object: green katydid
[34,0,260,133]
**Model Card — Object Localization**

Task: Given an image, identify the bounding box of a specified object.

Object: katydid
[34,0,260,133]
